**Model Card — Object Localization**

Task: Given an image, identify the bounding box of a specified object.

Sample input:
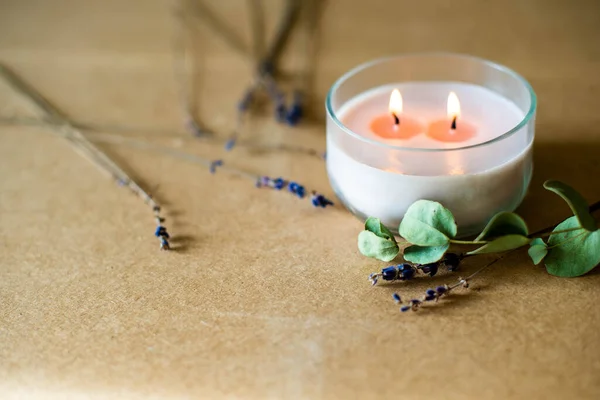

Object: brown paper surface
[1,0,600,398]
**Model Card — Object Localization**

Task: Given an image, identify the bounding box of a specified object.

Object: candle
[369,89,424,139]
[426,91,476,142]
[326,54,536,236]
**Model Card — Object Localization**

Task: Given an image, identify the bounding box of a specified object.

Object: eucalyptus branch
[358,180,600,314]
[449,239,487,245]
[533,226,587,239]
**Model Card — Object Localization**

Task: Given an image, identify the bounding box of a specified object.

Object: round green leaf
[475,212,528,241]
[403,244,449,264]
[358,230,400,262]
[467,234,531,255]
[545,216,600,277]
[544,180,597,231]
[399,200,457,246]
[364,217,396,242]
[528,238,547,265]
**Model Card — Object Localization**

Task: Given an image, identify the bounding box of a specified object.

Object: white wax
[341,82,524,151]
[327,82,532,235]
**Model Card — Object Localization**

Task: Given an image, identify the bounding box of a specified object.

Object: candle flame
[447,91,460,119]
[389,89,403,116]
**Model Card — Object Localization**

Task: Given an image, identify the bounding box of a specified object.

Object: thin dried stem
[0,64,171,250]
[186,0,250,58]
[0,116,325,160]
[173,3,210,137]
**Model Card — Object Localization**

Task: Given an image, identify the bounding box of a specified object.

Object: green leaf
[528,238,548,265]
[475,212,528,241]
[399,200,457,246]
[545,216,600,277]
[403,244,449,264]
[544,180,596,231]
[357,230,400,262]
[364,217,396,242]
[467,234,531,255]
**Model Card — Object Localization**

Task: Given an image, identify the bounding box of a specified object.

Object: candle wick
[392,113,400,126]
[450,115,457,130]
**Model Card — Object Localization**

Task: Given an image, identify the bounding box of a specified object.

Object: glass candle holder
[325,53,536,236]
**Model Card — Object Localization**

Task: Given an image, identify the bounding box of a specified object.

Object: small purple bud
[420,263,439,277]
[273,178,286,190]
[392,293,401,303]
[368,273,379,286]
[444,253,461,271]
[400,305,411,312]
[209,159,223,174]
[401,266,416,280]
[225,139,236,151]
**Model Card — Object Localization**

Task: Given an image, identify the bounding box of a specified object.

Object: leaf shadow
[169,234,196,253]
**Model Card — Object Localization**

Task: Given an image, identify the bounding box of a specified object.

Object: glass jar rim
[325,52,537,153]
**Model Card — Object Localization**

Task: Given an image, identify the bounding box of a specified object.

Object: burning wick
[389,89,402,128]
[447,91,460,132]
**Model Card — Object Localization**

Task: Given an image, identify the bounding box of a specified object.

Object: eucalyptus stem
[545,230,589,250]
[532,226,587,239]
[528,200,600,237]
[365,188,600,313]
[449,239,487,245]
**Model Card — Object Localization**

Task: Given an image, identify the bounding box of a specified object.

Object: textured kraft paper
[1,0,600,399]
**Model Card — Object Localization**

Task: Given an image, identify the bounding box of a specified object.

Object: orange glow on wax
[427,92,476,142]
[369,89,423,139]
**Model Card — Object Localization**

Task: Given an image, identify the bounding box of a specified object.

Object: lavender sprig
[0,111,333,213]
[226,0,301,149]
[0,64,173,251]
[256,176,334,208]
[23,127,335,212]
[392,258,498,313]
[368,253,462,286]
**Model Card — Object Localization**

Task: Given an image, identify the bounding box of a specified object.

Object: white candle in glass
[328,82,532,234]
[326,55,536,237]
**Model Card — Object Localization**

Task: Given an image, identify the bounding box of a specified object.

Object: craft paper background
[1,0,600,398]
